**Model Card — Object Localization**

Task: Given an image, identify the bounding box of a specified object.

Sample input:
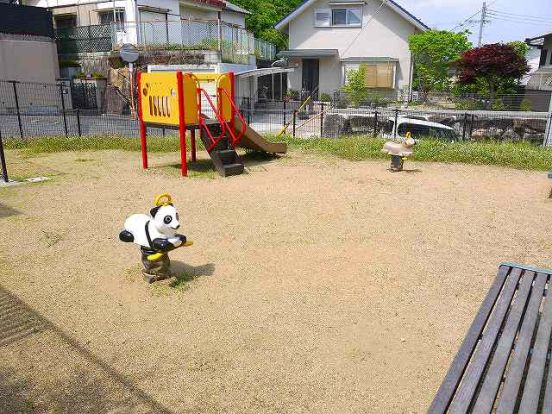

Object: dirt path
[1,149,551,413]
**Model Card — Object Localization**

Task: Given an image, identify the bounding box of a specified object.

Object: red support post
[191,129,197,162]
[176,71,188,177]
[229,71,236,133]
[137,71,148,169]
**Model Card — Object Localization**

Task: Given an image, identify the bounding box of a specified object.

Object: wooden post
[176,71,188,177]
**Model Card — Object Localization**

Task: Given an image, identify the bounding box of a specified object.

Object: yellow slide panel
[182,73,199,125]
[217,74,233,123]
[140,72,181,126]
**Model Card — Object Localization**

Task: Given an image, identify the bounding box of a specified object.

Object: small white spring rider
[381,132,416,172]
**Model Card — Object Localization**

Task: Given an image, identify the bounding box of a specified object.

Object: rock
[523,132,545,144]
[349,115,375,133]
[322,114,346,138]
[514,118,546,133]
[471,128,487,140]
[501,128,521,141]
[474,118,513,130]
[471,127,502,140]
[452,122,463,137]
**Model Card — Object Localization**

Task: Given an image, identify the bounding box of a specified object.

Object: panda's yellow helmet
[154,193,173,207]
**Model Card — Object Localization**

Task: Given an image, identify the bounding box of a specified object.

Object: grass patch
[273,135,552,171]
[4,135,188,154]
[6,134,552,171]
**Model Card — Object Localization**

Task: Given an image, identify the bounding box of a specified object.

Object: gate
[71,82,97,110]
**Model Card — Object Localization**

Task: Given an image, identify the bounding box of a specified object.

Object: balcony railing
[55,20,276,63]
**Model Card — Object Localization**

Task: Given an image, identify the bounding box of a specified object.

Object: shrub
[320,93,332,102]
[520,99,532,112]
[285,89,299,100]
[491,99,505,111]
[342,65,369,107]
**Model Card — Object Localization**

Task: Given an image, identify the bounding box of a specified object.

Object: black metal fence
[0,80,549,146]
[0,79,170,140]
[240,100,550,144]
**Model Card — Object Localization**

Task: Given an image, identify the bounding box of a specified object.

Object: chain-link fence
[55,20,276,63]
[55,24,113,54]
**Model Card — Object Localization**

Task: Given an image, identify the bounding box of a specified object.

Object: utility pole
[477,2,487,47]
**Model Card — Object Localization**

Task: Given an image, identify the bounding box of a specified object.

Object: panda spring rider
[119,194,193,283]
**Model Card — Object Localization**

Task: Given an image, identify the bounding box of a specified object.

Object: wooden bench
[428,263,552,413]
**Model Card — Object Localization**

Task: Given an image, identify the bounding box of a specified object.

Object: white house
[275,0,427,99]
[525,32,552,111]
[23,0,249,46]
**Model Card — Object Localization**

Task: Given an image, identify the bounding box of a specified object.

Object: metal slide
[233,116,287,154]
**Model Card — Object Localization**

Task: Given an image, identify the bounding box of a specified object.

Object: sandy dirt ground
[1,149,552,413]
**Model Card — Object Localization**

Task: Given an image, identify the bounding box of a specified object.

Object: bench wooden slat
[495,272,548,414]
[427,265,510,414]
[473,272,542,414]
[447,267,522,414]
[523,274,552,413]
[471,270,536,413]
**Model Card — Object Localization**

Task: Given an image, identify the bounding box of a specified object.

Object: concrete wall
[286,0,419,94]
[0,34,59,83]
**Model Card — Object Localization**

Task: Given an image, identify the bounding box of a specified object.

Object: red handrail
[219,87,248,146]
[198,88,227,152]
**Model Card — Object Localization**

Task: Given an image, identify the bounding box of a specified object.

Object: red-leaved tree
[455,43,529,108]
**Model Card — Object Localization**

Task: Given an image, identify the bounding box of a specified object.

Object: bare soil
[1,149,552,413]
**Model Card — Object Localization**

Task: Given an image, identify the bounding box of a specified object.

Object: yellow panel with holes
[140,72,181,126]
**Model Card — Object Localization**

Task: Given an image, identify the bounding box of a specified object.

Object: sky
[396,0,552,45]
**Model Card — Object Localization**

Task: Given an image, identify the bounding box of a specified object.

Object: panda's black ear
[150,206,161,217]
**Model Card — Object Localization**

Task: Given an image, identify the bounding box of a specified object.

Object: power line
[451,9,482,31]
[450,0,498,32]
[487,13,552,26]
[488,9,552,21]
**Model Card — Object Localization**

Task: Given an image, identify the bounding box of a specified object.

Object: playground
[1,146,552,412]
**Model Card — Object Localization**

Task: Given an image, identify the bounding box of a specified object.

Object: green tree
[455,43,530,108]
[229,0,303,50]
[508,40,530,59]
[409,30,472,100]
[342,65,369,107]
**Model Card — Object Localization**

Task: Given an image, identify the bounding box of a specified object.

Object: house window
[364,63,395,89]
[54,14,77,29]
[315,8,362,27]
[98,10,125,30]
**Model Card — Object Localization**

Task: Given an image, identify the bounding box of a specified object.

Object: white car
[381,117,458,141]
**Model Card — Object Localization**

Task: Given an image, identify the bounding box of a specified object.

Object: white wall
[221,10,245,28]
[0,36,59,83]
[287,0,419,92]
[287,56,341,96]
